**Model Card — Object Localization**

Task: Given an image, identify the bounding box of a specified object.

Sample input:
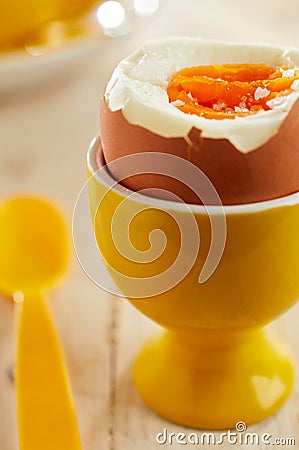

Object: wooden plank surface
[1,0,299,448]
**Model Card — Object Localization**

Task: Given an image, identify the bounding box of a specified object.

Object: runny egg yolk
[167,64,299,119]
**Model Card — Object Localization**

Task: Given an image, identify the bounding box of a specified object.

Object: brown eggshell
[99,98,299,205]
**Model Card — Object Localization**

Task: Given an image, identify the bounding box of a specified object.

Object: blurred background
[0,1,298,449]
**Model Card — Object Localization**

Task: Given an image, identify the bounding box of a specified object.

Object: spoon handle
[15,293,82,450]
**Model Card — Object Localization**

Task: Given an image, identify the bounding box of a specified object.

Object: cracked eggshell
[99,98,299,205]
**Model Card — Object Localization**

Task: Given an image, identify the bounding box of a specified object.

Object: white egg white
[104,37,299,153]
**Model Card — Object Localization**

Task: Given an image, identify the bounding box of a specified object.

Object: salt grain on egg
[225,107,234,114]
[213,101,226,111]
[235,105,249,113]
[213,104,222,111]
[280,68,295,78]
[239,102,248,110]
[254,87,270,101]
[171,99,185,107]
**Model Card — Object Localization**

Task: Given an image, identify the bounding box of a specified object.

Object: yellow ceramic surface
[0,196,82,450]
[88,139,298,429]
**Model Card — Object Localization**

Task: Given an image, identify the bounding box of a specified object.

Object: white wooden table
[0,1,298,448]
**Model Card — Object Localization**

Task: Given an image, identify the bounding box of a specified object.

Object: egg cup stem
[133,327,295,429]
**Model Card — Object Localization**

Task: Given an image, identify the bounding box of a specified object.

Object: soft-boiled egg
[99,37,299,205]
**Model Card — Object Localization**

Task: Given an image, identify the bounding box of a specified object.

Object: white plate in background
[0,1,161,94]
[0,10,107,93]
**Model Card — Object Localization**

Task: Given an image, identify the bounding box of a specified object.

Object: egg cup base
[133,327,295,429]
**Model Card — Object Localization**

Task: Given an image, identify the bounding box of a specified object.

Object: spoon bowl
[0,196,69,296]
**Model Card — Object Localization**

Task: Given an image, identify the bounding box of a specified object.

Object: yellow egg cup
[87,139,299,429]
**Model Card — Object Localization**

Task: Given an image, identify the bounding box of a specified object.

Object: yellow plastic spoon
[0,196,82,450]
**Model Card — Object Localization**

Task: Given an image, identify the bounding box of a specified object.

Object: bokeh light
[134,0,160,17]
[96,1,126,29]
